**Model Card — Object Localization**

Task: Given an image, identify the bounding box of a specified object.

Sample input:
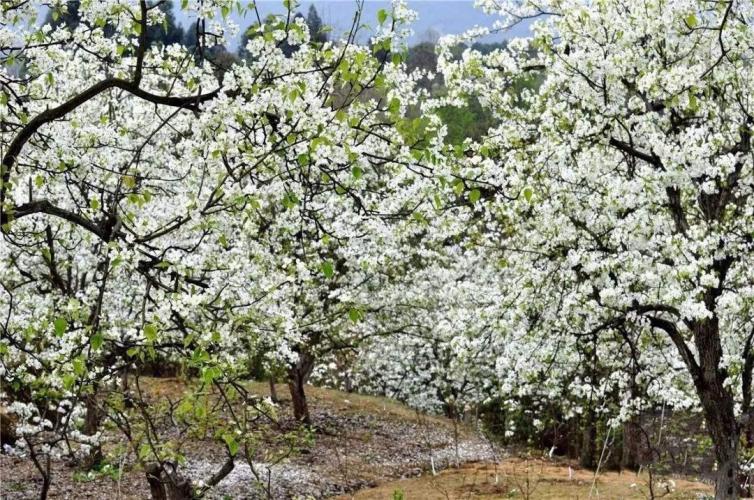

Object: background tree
[45,0,184,46]
[306,4,328,45]
[439,0,754,497]
[146,1,184,47]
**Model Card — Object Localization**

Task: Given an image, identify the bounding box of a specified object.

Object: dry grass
[248,381,457,428]
[341,458,713,499]
[139,377,456,430]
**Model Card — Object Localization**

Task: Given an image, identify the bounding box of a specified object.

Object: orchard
[1,1,753,499]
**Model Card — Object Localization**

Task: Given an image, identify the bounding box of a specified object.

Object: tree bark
[0,407,16,446]
[621,417,643,471]
[580,409,596,469]
[288,350,315,424]
[692,319,740,499]
[81,391,103,469]
[83,392,100,436]
[699,387,739,499]
[145,463,193,500]
[269,378,279,403]
[146,464,168,500]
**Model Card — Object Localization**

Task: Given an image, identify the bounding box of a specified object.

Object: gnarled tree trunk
[692,318,740,499]
[698,381,739,500]
[288,350,315,424]
[145,463,193,500]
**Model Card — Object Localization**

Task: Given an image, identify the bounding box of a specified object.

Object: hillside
[1,379,713,499]
[1,379,493,499]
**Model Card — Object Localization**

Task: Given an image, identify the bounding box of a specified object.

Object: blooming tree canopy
[436,0,754,497]
[0,0,435,496]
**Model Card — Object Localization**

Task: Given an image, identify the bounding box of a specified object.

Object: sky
[172,1,533,48]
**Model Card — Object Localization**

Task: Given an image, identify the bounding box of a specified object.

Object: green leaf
[73,357,86,376]
[321,261,334,279]
[469,189,481,204]
[377,8,388,25]
[523,186,533,202]
[685,13,698,28]
[282,193,299,210]
[351,166,363,180]
[89,198,100,210]
[453,180,464,197]
[388,97,400,115]
[202,366,219,384]
[433,193,443,210]
[688,93,699,113]
[223,434,239,456]
[192,348,209,363]
[143,323,158,342]
[34,175,45,188]
[348,308,363,322]
[91,333,104,350]
[54,317,67,337]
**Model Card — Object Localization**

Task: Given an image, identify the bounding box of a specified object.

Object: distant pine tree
[44,0,80,31]
[46,1,183,46]
[306,5,328,45]
[146,1,184,47]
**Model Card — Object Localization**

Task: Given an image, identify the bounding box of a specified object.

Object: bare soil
[342,458,714,499]
[0,379,495,499]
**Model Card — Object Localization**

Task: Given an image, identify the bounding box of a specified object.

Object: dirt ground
[0,379,496,499]
[343,458,714,499]
[0,379,716,499]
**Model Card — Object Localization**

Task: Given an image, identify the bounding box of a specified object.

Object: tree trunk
[83,392,100,436]
[121,366,129,393]
[39,473,51,500]
[146,464,168,500]
[288,351,315,424]
[580,409,596,469]
[621,417,642,471]
[82,391,103,469]
[699,389,739,499]
[269,379,278,403]
[145,463,193,500]
[692,319,740,499]
[0,407,17,446]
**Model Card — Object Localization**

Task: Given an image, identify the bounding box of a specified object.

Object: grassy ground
[341,459,714,499]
